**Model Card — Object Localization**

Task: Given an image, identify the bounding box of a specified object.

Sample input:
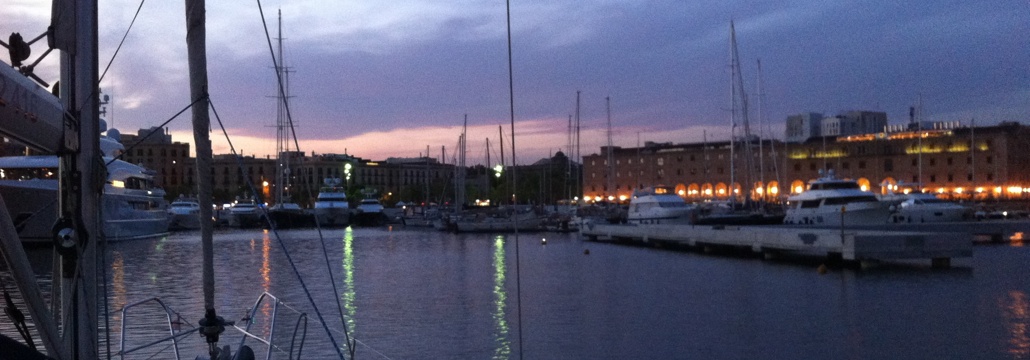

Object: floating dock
[580,223,973,267]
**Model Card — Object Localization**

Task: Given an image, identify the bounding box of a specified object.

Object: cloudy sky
[4,0,1028,165]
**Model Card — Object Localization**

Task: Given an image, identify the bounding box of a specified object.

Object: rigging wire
[504,0,525,359]
[251,2,356,356]
[209,98,348,359]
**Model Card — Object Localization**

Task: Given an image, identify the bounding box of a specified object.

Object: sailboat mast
[728,21,737,203]
[757,59,765,202]
[185,0,224,356]
[606,96,614,200]
[575,90,581,202]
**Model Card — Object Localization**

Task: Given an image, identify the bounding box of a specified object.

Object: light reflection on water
[493,235,510,359]
[1005,290,1030,359]
[3,228,1030,359]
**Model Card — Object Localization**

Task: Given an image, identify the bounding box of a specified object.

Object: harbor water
[3,227,1030,359]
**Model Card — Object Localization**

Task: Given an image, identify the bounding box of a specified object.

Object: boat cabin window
[800,200,821,208]
[0,167,58,180]
[822,196,878,205]
[808,182,860,191]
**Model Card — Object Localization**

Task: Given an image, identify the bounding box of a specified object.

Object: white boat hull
[313,207,350,227]
[783,201,892,227]
[0,180,170,242]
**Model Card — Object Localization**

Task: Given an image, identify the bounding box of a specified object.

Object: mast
[273,10,295,206]
[729,20,754,205]
[499,125,507,204]
[605,96,614,200]
[185,0,225,358]
[574,91,581,202]
[756,59,765,203]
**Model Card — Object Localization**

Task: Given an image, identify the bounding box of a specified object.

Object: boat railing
[116,293,308,360]
[233,292,308,359]
[117,297,198,360]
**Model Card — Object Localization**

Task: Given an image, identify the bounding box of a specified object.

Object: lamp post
[344,163,352,189]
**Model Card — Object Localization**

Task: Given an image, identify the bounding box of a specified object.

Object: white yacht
[0,126,170,242]
[312,178,349,227]
[626,186,696,225]
[782,170,892,227]
[352,198,386,226]
[228,198,263,228]
[167,196,203,230]
[887,192,970,223]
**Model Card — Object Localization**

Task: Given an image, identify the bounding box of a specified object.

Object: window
[858,161,866,169]
[809,163,816,171]
[794,163,801,171]
[884,159,893,172]
[912,158,917,167]
[929,158,936,166]
[930,175,936,183]
[947,157,953,165]
[987,156,993,164]
[947,174,953,182]
[657,158,664,166]
[843,162,850,170]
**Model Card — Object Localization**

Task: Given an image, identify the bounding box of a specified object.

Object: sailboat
[265,11,314,229]
[692,21,783,225]
[0,2,350,359]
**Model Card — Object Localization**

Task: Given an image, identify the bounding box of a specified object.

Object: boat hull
[0,180,170,242]
[312,207,350,227]
[783,202,892,227]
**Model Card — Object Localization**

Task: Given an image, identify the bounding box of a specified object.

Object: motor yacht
[0,126,170,241]
[887,192,971,223]
[167,196,203,230]
[782,170,891,227]
[626,186,696,225]
[351,198,386,226]
[312,178,349,227]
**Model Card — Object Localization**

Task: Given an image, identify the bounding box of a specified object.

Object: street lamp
[344,163,352,188]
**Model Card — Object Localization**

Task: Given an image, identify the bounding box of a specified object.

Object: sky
[3,0,1028,165]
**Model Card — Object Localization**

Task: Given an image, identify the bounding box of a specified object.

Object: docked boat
[167,196,203,230]
[0,127,170,242]
[453,207,544,233]
[626,186,696,225]
[351,198,387,226]
[312,178,350,227]
[228,198,263,228]
[782,170,892,227]
[886,192,971,223]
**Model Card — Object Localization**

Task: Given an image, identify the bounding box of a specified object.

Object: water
[3,227,1030,359]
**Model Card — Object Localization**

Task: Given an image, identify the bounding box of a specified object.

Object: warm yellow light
[594,196,602,201]
[111,180,125,188]
[902,188,911,194]
[607,195,615,201]
[677,190,685,196]
[718,189,725,195]
[1008,186,1022,194]
[937,188,946,194]
[262,181,269,187]
[770,187,779,195]
[794,186,803,194]
[955,187,964,194]
[976,187,985,193]
[618,195,627,201]
[860,185,868,191]
[995,187,1003,193]
[756,188,764,194]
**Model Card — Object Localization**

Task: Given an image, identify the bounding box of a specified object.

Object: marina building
[118,127,191,194]
[582,120,1030,203]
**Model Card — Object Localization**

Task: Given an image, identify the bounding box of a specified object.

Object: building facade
[119,127,191,195]
[582,121,1030,203]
